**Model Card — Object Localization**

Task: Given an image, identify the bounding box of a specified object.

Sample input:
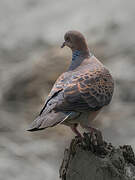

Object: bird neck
[68,50,92,71]
[72,50,90,61]
[72,50,81,61]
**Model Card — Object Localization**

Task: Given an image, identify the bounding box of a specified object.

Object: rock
[60,133,135,180]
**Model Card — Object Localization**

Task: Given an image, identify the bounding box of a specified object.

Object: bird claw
[88,127,104,146]
[70,135,83,154]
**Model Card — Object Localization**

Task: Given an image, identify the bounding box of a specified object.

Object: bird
[27,30,114,137]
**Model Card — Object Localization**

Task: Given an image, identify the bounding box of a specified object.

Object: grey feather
[27,111,80,131]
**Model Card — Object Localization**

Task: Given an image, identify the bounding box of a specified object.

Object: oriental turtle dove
[27,30,114,136]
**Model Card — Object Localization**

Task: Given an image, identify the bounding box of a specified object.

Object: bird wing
[39,72,66,115]
[27,65,114,131]
[27,72,80,131]
[78,67,114,110]
[55,67,114,112]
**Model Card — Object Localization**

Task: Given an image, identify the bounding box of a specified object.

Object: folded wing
[27,66,114,131]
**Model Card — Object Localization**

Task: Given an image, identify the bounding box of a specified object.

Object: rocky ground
[1,0,135,180]
[60,133,135,180]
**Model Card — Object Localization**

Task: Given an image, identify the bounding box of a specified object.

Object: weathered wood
[60,133,135,180]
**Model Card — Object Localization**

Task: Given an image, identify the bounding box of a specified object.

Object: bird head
[61,30,89,54]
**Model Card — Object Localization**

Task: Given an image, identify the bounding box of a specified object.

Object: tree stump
[59,133,135,180]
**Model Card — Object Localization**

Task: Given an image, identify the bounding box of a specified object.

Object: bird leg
[70,124,82,137]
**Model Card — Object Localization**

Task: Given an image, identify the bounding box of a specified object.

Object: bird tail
[27,111,72,132]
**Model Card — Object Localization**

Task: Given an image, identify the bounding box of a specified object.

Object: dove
[27,30,114,137]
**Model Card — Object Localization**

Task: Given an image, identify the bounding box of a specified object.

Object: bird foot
[87,127,104,146]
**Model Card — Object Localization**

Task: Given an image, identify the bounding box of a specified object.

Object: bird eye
[66,37,70,42]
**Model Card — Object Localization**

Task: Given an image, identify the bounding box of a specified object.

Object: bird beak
[61,41,66,48]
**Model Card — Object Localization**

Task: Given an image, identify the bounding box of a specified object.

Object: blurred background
[1,0,135,179]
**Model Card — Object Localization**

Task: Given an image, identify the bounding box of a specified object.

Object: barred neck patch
[69,51,93,71]
[72,50,92,61]
[72,50,81,61]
